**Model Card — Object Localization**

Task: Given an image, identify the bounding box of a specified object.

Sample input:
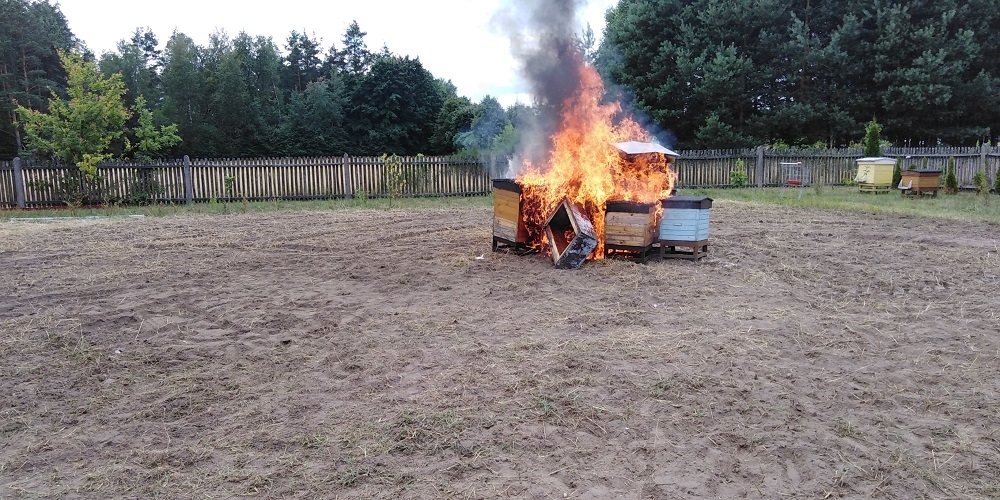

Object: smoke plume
[493,0,588,169]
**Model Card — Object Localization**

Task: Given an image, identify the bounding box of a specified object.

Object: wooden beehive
[659,196,712,260]
[899,169,942,196]
[604,201,658,261]
[492,179,529,251]
[855,157,896,193]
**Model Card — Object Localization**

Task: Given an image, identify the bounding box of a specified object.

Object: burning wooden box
[545,199,598,269]
[659,196,712,260]
[898,169,942,197]
[855,157,896,193]
[492,179,530,252]
[604,201,658,262]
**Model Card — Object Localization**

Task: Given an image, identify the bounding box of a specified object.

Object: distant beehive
[855,157,896,193]
[899,169,942,197]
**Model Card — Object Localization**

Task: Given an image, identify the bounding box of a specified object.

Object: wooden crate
[855,157,896,192]
[899,169,942,196]
[659,196,712,260]
[604,201,658,262]
[492,179,529,251]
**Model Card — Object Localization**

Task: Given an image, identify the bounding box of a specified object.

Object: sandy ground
[1,202,999,499]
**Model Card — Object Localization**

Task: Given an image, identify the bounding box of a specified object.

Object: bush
[973,172,989,196]
[729,159,748,187]
[863,118,882,157]
[995,166,1000,195]
[944,157,959,194]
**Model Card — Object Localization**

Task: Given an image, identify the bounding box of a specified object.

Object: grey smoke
[493,0,588,170]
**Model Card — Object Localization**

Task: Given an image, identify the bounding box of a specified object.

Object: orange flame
[516,64,676,257]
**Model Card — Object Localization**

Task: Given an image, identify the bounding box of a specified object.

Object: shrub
[729,159,748,187]
[972,172,989,196]
[995,166,1000,194]
[944,157,959,194]
[863,118,882,157]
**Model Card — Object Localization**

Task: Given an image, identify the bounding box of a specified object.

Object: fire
[516,64,676,257]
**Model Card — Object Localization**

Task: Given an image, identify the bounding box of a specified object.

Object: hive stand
[658,239,709,260]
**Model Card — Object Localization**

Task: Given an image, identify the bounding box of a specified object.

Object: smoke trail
[493,0,587,168]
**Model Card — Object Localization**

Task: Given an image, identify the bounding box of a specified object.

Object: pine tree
[944,156,959,194]
[863,118,882,157]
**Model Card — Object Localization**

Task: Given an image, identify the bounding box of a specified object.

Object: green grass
[682,185,1000,225]
[0,195,493,220]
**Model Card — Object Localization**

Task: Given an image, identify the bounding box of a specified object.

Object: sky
[55,0,618,107]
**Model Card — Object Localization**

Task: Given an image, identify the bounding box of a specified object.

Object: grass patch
[683,186,1000,224]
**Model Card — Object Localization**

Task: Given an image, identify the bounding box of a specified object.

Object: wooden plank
[606,235,649,246]
[605,211,654,226]
[604,223,653,237]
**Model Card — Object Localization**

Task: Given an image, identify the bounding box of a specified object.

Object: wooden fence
[1,146,998,208]
[673,145,1000,189]
[0,155,491,208]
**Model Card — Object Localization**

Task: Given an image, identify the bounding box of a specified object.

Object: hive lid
[662,196,713,209]
[856,157,896,164]
[903,169,943,174]
[614,141,679,158]
[606,200,657,213]
[492,178,521,193]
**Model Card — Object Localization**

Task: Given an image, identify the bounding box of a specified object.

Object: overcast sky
[55,0,617,107]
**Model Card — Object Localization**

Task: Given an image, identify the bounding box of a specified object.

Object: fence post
[183,155,193,204]
[342,153,353,198]
[13,156,26,208]
[755,146,765,188]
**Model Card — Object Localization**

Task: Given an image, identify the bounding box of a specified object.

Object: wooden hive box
[659,196,712,260]
[855,157,896,193]
[899,169,942,196]
[604,201,658,261]
[492,179,529,251]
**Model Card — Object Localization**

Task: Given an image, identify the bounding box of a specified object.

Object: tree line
[4,0,1000,161]
[0,0,525,162]
[597,0,1000,148]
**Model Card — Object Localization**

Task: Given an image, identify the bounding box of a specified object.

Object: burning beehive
[492,179,529,252]
[603,201,659,262]
[487,34,677,268]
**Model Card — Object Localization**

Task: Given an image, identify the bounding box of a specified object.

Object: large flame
[516,63,676,257]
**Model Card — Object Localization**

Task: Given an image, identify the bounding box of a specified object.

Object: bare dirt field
[2,201,999,498]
